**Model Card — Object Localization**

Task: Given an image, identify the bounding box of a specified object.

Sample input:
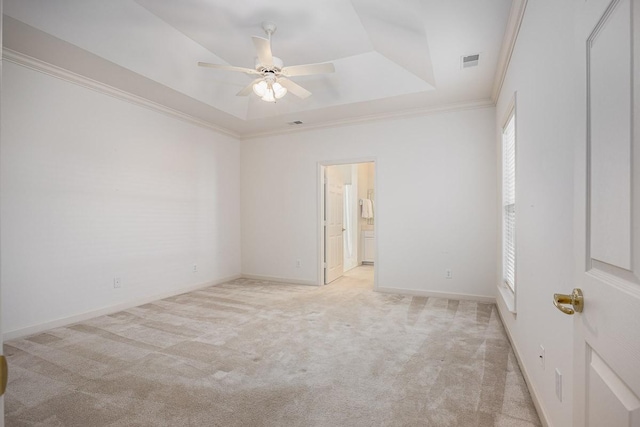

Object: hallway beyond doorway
[326,265,374,290]
[322,161,376,287]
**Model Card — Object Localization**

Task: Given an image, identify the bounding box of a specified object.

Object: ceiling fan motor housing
[256,56,283,73]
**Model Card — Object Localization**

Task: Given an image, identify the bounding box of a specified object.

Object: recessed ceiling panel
[134,0,373,66]
[351,0,435,85]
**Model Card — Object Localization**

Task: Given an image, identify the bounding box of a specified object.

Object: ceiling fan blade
[281,62,335,77]
[252,36,274,67]
[237,78,263,96]
[198,62,259,75]
[279,78,312,99]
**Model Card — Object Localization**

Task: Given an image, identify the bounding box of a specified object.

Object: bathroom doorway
[319,160,376,288]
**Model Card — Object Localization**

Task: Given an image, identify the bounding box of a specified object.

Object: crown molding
[491,0,528,102]
[241,99,496,140]
[2,48,241,139]
[4,48,496,142]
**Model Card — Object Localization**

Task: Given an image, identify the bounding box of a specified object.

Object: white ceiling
[3,0,512,137]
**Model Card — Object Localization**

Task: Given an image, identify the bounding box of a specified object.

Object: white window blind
[502,112,516,291]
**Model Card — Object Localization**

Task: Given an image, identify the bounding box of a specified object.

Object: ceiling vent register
[462,54,480,68]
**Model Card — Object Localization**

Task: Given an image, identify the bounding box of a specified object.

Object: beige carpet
[5,266,540,426]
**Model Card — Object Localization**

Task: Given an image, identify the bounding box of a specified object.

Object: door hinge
[323,262,327,269]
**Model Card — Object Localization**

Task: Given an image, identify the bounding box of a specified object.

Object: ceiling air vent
[461,54,480,68]
[288,120,304,125]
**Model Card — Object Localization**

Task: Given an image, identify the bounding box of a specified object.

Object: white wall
[495,1,576,426]
[241,107,498,298]
[1,62,241,337]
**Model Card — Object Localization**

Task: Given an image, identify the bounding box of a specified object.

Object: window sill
[498,284,516,314]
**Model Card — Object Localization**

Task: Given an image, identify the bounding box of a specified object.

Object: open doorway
[319,160,376,289]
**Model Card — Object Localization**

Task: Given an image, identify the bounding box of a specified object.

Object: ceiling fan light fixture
[253,79,287,102]
[253,80,268,97]
[199,22,333,103]
[272,82,287,99]
[261,88,276,102]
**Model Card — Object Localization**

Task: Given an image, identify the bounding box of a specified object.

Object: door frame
[1,0,6,422]
[317,158,378,288]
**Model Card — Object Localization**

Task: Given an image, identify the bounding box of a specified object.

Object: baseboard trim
[377,287,496,304]
[495,300,550,427]
[241,274,318,286]
[3,274,241,341]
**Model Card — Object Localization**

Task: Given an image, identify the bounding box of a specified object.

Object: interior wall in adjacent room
[356,162,373,266]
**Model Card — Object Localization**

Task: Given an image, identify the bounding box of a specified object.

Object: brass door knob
[0,355,7,396]
[553,288,584,315]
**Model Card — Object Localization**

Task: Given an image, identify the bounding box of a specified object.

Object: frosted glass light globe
[252,81,268,97]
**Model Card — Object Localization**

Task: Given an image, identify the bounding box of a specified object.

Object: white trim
[501,91,518,128]
[318,157,378,167]
[242,99,495,140]
[3,274,242,341]
[497,283,516,313]
[500,92,518,312]
[2,48,241,139]
[495,301,550,427]
[377,287,496,304]
[492,0,529,102]
[3,48,497,141]
[240,274,318,286]
[319,163,326,286]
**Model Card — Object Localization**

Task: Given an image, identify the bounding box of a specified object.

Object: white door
[325,166,344,284]
[571,0,640,425]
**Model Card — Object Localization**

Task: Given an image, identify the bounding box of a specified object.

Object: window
[502,110,516,292]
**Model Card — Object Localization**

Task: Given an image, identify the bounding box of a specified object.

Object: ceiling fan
[198,21,335,102]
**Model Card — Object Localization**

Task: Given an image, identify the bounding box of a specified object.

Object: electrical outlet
[113,277,121,289]
[555,368,563,402]
[296,260,301,268]
[193,264,197,273]
[539,345,545,369]
[445,269,452,279]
